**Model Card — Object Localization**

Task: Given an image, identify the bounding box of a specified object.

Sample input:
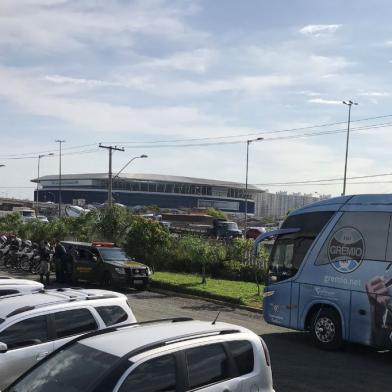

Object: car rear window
[227,340,254,375]
[95,305,128,326]
[7,343,118,392]
[186,343,229,389]
[54,308,98,338]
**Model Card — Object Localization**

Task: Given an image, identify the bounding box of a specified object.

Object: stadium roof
[33,173,262,192]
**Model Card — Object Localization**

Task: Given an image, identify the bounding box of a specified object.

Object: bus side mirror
[0,342,8,353]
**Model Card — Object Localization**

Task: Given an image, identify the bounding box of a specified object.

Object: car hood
[105,260,147,268]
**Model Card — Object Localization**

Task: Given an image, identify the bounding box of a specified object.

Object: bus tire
[310,307,342,350]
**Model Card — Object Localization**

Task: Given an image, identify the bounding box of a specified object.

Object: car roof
[0,288,126,320]
[0,279,43,287]
[80,320,250,358]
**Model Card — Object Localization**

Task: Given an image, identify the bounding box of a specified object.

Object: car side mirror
[92,255,98,262]
[0,342,8,353]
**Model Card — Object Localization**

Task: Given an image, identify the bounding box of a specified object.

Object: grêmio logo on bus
[327,227,365,274]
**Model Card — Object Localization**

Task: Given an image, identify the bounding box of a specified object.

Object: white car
[4,318,275,392]
[0,288,136,389]
[0,278,43,297]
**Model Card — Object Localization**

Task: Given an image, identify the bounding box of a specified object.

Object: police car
[61,241,152,290]
[5,318,274,392]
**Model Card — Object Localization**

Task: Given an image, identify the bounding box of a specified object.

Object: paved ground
[2,268,392,392]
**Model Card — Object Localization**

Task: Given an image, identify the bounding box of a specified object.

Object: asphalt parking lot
[2,268,392,392]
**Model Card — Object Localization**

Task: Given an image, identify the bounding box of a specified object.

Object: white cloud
[141,48,217,73]
[299,24,342,37]
[359,91,390,97]
[308,98,342,105]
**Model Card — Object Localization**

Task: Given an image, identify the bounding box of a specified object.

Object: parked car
[245,226,266,240]
[61,241,152,290]
[0,288,136,389]
[0,278,43,297]
[4,318,274,392]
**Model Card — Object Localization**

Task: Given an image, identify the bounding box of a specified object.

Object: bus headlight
[263,291,275,298]
[115,267,125,275]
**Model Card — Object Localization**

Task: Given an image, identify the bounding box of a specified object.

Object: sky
[1,0,392,200]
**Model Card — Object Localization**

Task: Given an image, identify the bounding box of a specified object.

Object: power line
[255,172,392,186]
[2,113,392,158]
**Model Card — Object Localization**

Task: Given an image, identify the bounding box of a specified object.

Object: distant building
[32,173,264,214]
[255,191,331,220]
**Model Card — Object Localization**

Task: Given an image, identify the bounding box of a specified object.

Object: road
[2,268,392,392]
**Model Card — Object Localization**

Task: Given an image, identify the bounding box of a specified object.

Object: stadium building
[32,173,263,214]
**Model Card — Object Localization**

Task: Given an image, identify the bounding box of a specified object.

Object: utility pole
[342,100,358,196]
[55,140,65,218]
[99,144,125,207]
[244,137,263,235]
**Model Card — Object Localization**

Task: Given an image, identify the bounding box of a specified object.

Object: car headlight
[147,267,152,276]
[115,267,125,275]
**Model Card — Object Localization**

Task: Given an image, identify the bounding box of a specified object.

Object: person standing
[54,239,67,283]
[38,241,51,285]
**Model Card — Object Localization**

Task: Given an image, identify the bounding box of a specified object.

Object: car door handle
[36,351,49,361]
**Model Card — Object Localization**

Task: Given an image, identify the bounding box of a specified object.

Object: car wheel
[310,307,342,350]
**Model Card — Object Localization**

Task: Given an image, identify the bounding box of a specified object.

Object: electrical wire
[2,113,392,158]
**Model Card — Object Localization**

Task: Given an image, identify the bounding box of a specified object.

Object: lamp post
[55,140,65,217]
[113,154,148,179]
[244,137,263,234]
[36,153,54,213]
[342,100,358,196]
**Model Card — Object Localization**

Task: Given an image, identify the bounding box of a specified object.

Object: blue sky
[1,0,392,199]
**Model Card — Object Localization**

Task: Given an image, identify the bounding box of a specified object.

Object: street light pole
[244,137,263,234]
[36,153,54,213]
[55,140,65,217]
[342,100,358,196]
[113,154,148,179]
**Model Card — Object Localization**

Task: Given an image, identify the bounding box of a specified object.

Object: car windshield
[8,343,118,392]
[98,248,130,262]
[220,222,238,230]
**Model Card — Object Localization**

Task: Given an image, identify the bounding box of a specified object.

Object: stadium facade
[32,173,263,214]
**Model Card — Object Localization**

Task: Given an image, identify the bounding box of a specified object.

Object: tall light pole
[244,137,263,234]
[36,153,54,213]
[55,140,65,218]
[342,100,358,196]
[113,154,148,179]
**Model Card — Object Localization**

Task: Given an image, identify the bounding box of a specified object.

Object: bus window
[268,211,334,282]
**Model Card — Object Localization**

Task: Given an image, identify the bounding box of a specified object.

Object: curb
[149,286,263,315]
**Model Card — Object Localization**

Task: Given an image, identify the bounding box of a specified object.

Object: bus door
[256,228,301,328]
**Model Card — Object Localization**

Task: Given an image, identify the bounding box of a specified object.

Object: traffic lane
[262,331,392,392]
[127,289,288,335]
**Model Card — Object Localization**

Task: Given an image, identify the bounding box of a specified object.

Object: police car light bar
[91,242,115,247]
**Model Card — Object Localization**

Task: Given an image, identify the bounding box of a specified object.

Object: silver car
[0,288,136,390]
[4,318,275,392]
[0,278,43,297]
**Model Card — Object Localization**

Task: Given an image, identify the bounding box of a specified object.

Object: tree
[123,216,170,270]
[0,213,23,234]
[94,205,131,243]
[206,207,227,221]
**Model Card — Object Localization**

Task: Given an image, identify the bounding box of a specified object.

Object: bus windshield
[268,211,335,282]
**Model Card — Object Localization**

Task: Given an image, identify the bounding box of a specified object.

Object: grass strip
[151,271,263,308]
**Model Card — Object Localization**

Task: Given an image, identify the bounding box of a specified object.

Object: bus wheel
[311,308,342,350]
